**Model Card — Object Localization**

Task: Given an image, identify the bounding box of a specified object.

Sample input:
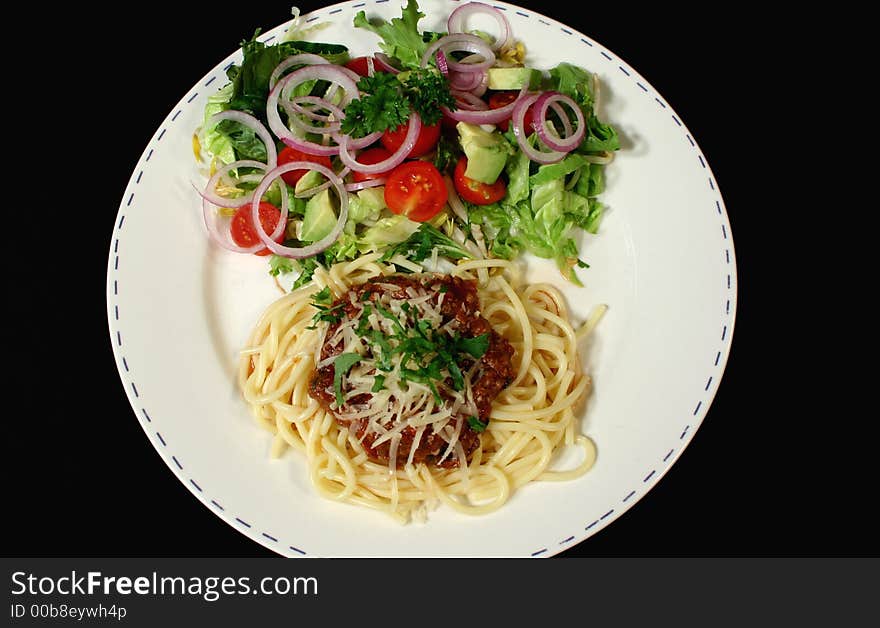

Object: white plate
[106,0,736,557]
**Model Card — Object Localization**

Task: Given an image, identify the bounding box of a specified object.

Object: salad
[194,0,620,288]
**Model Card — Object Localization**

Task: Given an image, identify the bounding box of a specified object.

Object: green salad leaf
[352,0,440,69]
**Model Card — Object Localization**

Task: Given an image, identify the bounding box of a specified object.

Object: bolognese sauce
[308,274,514,470]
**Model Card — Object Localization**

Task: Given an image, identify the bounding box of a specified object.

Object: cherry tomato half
[277,147,333,186]
[453,157,507,205]
[381,120,441,158]
[230,202,284,256]
[352,147,396,182]
[384,161,448,222]
[345,56,383,78]
[488,91,534,132]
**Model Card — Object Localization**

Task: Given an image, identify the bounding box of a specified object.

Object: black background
[9,1,865,559]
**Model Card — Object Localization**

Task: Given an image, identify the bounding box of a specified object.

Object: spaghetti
[238,254,602,522]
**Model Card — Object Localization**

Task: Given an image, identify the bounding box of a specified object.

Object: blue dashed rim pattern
[106,0,737,558]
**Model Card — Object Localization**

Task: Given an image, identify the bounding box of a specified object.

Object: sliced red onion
[449,68,485,92]
[336,112,421,174]
[201,161,288,254]
[286,95,345,122]
[267,65,361,157]
[346,130,384,150]
[285,104,342,135]
[198,159,268,209]
[436,50,449,77]
[268,53,330,91]
[367,56,375,77]
[294,166,352,198]
[250,162,348,259]
[421,34,495,73]
[447,2,513,51]
[451,89,489,111]
[548,101,574,137]
[471,70,489,97]
[442,82,527,125]
[532,91,586,153]
[337,65,364,84]
[511,93,567,164]
[280,67,358,109]
[373,53,400,74]
[345,177,388,192]
[207,111,277,168]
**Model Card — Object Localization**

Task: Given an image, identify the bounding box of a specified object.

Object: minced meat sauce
[308,274,515,469]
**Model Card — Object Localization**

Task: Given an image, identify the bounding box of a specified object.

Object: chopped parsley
[308,288,345,329]
[340,68,456,138]
[467,416,488,433]
[332,353,362,406]
[455,333,490,359]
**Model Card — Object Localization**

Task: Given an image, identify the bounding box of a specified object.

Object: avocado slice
[487,67,542,91]
[301,189,338,242]
[294,169,324,196]
[456,122,513,184]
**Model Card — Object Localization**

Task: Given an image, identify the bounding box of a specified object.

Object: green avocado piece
[487,67,542,90]
[456,122,512,184]
[301,189,338,242]
[294,169,324,195]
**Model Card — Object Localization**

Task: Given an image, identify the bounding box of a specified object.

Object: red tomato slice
[453,157,507,205]
[352,147,396,182]
[381,120,441,158]
[230,202,284,256]
[345,56,381,78]
[488,91,533,132]
[277,147,333,186]
[384,161,448,222]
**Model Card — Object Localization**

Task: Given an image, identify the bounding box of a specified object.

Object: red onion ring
[346,130,384,150]
[511,93,567,164]
[294,167,352,198]
[548,101,574,137]
[421,34,495,73]
[201,160,288,254]
[207,111,277,168]
[267,65,360,156]
[471,70,489,97]
[344,177,388,192]
[284,101,342,135]
[268,53,330,91]
[442,82,527,125]
[373,53,400,74]
[447,2,513,51]
[250,162,348,259]
[336,112,421,174]
[449,68,485,92]
[532,91,586,153]
[198,159,267,209]
[337,65,364,84]
[436,50,449,77]
[451,89,489,111]
[285,95,345,122]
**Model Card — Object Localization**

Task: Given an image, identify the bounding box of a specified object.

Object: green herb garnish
[332,353,362,406]
[467,416,488,433]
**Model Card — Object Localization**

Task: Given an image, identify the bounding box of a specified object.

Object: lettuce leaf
[353,0,440,69]
[547,62,595,111]
[227,31,349,121]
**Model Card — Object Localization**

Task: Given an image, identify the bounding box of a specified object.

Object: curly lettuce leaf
[353,0,439,69]
[548,62,595,111]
